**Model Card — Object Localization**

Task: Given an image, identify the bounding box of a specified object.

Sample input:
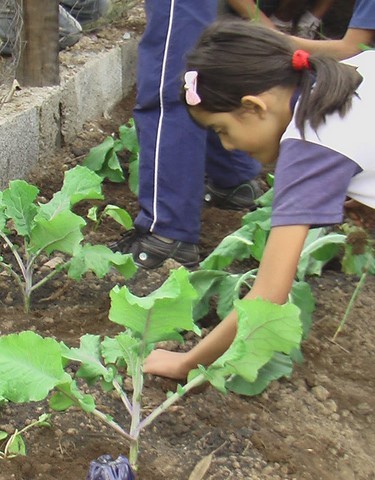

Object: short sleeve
[349,0,375,30]
[271,139,361,228]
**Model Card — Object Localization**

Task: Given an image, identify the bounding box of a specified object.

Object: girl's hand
[143,349,192,380]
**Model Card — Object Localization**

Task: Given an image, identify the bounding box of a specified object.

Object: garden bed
[0,92,374,480]
[1,1,374,479]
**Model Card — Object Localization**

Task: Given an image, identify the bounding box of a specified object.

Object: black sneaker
[204,179,262,211]
[109,229,200,269]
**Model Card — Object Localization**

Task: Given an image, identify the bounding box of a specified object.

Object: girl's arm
[143,224,310,379]
[226,0,276,28]
[291,28,375,60]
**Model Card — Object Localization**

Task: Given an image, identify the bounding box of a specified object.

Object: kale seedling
[0,267,302,472]
[0,165,136,312]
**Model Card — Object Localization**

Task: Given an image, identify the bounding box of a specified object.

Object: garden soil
[1,1,374,479]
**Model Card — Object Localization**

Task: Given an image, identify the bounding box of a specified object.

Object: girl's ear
[241,95,267,115]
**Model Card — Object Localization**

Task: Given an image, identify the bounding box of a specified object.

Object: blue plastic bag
[86,454,135,480]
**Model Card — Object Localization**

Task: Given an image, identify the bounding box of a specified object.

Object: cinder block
[0,107,39,189]
[0,37,138,188]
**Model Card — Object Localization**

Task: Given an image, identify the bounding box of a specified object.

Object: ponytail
[296,55,362,136]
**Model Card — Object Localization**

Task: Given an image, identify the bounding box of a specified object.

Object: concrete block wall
[0,38,138,189]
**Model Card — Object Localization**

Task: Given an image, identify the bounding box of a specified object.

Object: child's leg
[133,0,217,244]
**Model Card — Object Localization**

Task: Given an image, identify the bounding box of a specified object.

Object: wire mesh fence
[0,0,141,99]
[0,0,23,97]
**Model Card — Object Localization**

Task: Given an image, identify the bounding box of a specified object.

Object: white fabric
[281,50,375,208]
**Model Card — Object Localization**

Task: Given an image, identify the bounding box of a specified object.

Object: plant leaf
[7,434,26,456]
[62,335,109,382]
[189,270,229,321]
[68,244,136,280]
[289,281,315,338]
[0,331,70,402]
[102,205,133,229]
[60,165,104,205]
[84,136,116,171]
[0,191,7,231]
[119,120,139,153]
[109,268,199,344]
[188,453,213,480]
[49,380,95,412]
[2,180,39,236]
[38,166,103,220]
[196,300,302,392]
[102,334,140,377]
[297,229,346,280]
[30,210,85,255]
[226,352,293,396]
[128,154,139,196]
[200,224,255,270]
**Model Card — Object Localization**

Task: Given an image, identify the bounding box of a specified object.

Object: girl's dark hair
[185,19,362,136]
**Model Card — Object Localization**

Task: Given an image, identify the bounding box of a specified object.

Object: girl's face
[190,90,293,165]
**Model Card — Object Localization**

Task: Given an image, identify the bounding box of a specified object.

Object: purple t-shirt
[349,0,375,30]
[271,140,361,228]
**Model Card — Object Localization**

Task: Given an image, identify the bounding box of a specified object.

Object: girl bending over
[144,20,374,379]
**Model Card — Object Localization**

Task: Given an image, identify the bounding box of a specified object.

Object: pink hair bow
[184,71,201,106]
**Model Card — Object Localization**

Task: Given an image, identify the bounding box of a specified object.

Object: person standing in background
[110,1,262,269]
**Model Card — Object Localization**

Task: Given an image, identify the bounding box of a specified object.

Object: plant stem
[0,261,24,294]
[91,408,135,443]
[136,373,206,434]
[332,269,368,342]
[112,378,133,416]
[128,357,143,470]
[128,310,152,470]
[0,232,27,278]
[29,263,68,292]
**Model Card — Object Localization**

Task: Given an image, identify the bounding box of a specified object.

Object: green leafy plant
[0,267,302,471]
[83,119,139,195]
[0,414,50,459]
[332,224,374,340]
[87,203,133,232]
[0,165,136,312]
[187,179,375,395]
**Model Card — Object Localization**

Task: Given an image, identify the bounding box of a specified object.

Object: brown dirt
[1,2,374,480]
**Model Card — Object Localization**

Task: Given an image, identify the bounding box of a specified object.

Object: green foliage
[0,414,50,459]
[200,195,272,271]
[297,228,347,281]
[83,119,139,195]
[0,166,136,312]
[109,268,200,343]
[0,268,304,470]
[88,204,133,230]
[226,352,294,396]
[0,331,70,402]
[189,300,302,394]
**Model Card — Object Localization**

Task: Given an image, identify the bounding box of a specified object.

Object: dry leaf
[188,453,213,480]
[43,257,65,269]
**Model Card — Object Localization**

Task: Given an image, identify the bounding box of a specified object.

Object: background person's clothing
[348,0,375,32]
[0,0,110,55]
[133,0,261,244]
[60,0,110,25]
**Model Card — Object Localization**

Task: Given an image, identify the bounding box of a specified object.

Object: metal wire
[0,0,23,97]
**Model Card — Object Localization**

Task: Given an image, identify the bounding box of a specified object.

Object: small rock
[311,385,330,401]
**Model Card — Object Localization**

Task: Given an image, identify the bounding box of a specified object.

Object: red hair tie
[292,49,311,71]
